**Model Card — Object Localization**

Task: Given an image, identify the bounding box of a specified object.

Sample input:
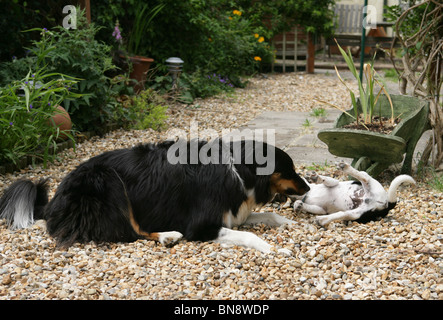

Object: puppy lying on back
[293,162,415,226]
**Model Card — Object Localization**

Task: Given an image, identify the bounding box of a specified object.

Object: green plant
[305,161,331,171]
[145,6,272,102]
[0,1,59,61]
[383,68,399,82]
[148,68,237,104]
[193,8,273,86]
[317,41,394,129]
[386,0,443,168]
[127,3,164,56]
[240,0,336,36]
[0,68,80,166]
[417,164,443,192]
[302,118,313,128]
[428,171,443,192]
[310,107,327,118]
[0,57,37,87]
[90,0,336,100]
[129,89,168,131]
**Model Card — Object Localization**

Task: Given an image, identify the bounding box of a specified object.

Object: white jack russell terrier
[293,162,415,226]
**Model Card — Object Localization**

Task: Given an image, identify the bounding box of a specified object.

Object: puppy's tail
[0,179,49,229]
[387,175,416,203]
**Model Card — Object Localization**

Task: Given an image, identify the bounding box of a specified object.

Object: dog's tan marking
[128,206,159,240]
[127,207,182,246]
[112,168,160,241]
[270,173,300,194]
[223,189,257,228]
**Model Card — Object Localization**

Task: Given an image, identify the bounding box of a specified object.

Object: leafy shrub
[1,9,125,132]
[127,89,168,131]
[0,0,57,61]
[0,68,80,166]
[35,11,119,132]
[89,0,336,101]
[0,57,36,86]
[149,70,236,104]
[143,5,272,102]
[92,1,272,97]
[188,7,273,86]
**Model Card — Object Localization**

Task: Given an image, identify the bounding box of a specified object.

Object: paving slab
[240,109,348,165]
[240,109,431,168]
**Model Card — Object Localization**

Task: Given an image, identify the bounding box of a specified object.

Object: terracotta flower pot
[129,55,154,93]
[49,105,72,141]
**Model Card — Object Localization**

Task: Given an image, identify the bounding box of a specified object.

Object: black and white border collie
[0,139,309,255]
[293,162,415,226]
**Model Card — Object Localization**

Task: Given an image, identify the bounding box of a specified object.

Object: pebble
[0,73,442,300]
[344,283,355,290]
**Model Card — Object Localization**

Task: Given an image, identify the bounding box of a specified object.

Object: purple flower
[48,102,51,106]
[30,104,33,109]
[43,28,48,32]
[112,24,122,42]
[9,122,13,126]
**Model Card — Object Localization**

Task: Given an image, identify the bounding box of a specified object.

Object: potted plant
[317,41,430,177]
[113,3,164,93]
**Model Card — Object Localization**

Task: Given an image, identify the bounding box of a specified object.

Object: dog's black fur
[0,140,309,248]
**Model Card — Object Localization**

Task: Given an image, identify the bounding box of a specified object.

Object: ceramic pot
[49,105,72,140]
[129,55,154,93]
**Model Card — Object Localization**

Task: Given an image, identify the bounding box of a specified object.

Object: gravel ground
[0,73,442,300]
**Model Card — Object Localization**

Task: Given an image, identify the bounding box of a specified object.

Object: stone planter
[317,95,430,177]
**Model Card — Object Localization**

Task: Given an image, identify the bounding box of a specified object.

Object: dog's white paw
[158,231,183,247]
[293,200,303,212]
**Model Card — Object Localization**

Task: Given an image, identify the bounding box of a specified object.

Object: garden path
[0,72,441,301]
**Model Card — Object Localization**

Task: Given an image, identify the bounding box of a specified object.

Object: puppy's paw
[158,231,183,247]
[305,171,319,183]
[293,200,303,212]
[316,216,330,227]
[336,161,349,171]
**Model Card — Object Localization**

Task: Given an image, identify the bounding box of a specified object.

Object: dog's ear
[270,173,310,196]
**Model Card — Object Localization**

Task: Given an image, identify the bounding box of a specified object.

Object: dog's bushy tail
[387,175,416,203]
[0,179,49,229]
